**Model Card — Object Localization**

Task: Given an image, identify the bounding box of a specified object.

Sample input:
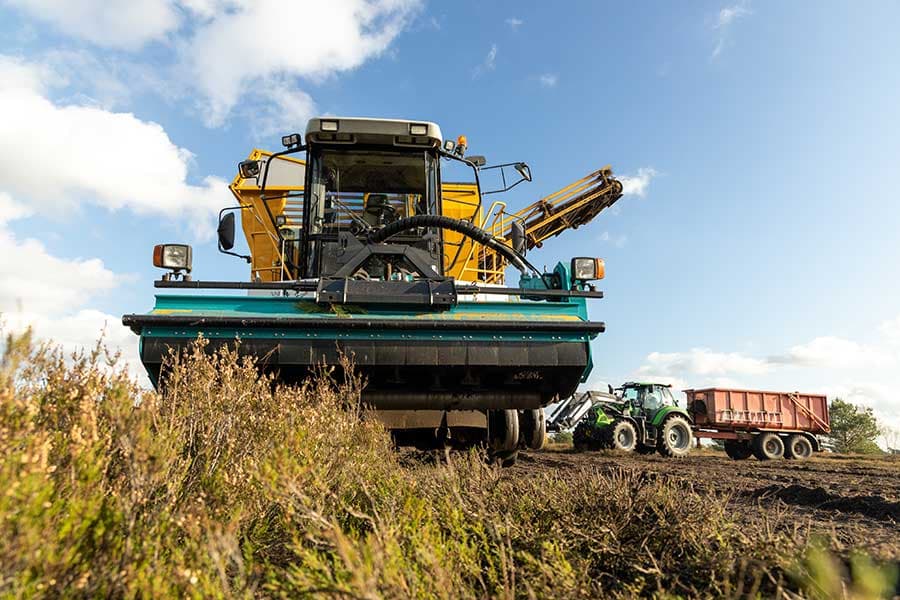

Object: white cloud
[619,167,658,197]
[182,0,421,127]
[710,2,752,59]
[537,73,558,88]
[473,43,498,78]
[505,17,523,29]
[638,348,771,377]
[250,79,317,140]
[0,193,139,376]
[773,336,894,369]
[0,55,226,239]
[3,0,181,50]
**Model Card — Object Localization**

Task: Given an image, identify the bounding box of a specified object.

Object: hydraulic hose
[367,215,533,275]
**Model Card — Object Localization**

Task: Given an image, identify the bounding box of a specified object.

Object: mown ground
[512,449,900,562]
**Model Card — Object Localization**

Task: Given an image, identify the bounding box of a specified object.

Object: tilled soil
[510,450,900,560]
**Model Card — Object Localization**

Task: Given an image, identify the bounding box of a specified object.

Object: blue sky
[1,1,899,434]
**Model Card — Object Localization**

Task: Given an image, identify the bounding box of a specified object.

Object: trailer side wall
[686,388,829,434]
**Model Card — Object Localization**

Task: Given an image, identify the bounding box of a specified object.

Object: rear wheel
[604,419,638,452]
[752,432,784,460]
[784,434,813,460]
[657,415,693,457]
[723,439,752,460]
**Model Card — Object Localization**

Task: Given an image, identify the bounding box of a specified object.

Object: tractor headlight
[281,133,302,147]
[153,244,192,273]
[571,257,605,282]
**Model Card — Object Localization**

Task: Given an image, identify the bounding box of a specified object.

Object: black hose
[367,215,532,274]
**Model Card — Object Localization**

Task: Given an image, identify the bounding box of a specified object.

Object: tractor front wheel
[605,419,638,452]
[657,415,693,458]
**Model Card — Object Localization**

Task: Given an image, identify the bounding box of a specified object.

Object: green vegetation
[829,398,883,454]
[1,331,895,598]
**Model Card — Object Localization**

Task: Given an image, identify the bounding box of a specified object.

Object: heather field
[1,332,897,599]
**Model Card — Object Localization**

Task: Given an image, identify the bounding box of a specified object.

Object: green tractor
[572,382,694,457]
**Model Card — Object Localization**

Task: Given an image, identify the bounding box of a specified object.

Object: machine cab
[619,383,678,418]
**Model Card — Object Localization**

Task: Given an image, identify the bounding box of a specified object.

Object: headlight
[409,123,428,135]
[320,120,339,132]
[153,244,192,272]
[281,133,302,147]
[571,257,605,281]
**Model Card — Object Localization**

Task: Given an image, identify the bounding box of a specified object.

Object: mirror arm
[258,145,306,276]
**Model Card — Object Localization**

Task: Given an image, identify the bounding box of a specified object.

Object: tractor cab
[618,382,679,419]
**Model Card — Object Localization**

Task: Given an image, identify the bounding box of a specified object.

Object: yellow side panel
[440,183,482,281]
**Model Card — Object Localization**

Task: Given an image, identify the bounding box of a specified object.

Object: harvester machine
[123,117,622,465]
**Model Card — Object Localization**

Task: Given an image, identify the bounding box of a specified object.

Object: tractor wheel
[519,408,547,450]
[657,415,693,458]
[784,434,813,460]
[494,449,519,467]
[604,419,638,452]
[723,439,752,460]
[752,432,784,460]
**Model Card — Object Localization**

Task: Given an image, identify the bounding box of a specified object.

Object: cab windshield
[307,148,438,235]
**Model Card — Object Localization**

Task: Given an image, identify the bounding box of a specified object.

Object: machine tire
[723,439,753,460]
[752,432,784,460]
[519,408,547,450]
[784,434,813,460]
[488,409,519,452]
[604,419,638,452]
[657,415,693,458]
[495,450,519,468]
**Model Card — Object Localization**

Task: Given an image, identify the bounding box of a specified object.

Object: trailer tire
[752,432,784,460]
[657,415,693,458]
[723,439,752,460]
[604,419,638,452]
[784,434,813,460]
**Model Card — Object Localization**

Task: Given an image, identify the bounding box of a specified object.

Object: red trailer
[685,387,830,460]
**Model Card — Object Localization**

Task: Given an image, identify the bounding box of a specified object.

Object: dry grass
[0,331,895,598]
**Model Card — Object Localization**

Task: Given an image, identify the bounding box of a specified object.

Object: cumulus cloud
[537,73,558,88]
[473,44,498,78]
[5,1,421,129]
[3,0,181,50]
[638,348,771,377]
[619,167,658,197]
[0,193,138,374]
[770,336,895,369]
[182,0,420,127]
[0,55,226,239]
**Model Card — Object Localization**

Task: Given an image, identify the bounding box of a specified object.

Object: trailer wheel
[752,432,784,460]
[519,408,546,450]
[605,419,638,452]
[657,415,693,457]
[784,434,813,460]
[723,439,752,460]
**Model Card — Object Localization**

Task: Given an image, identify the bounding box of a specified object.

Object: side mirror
[510,220,526,255]
[238,160,261,179]
[514,162,532,182]
[468,155,487,168]
[218,212,236,251]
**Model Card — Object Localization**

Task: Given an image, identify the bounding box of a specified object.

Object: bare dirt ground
[511,449,900,561]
